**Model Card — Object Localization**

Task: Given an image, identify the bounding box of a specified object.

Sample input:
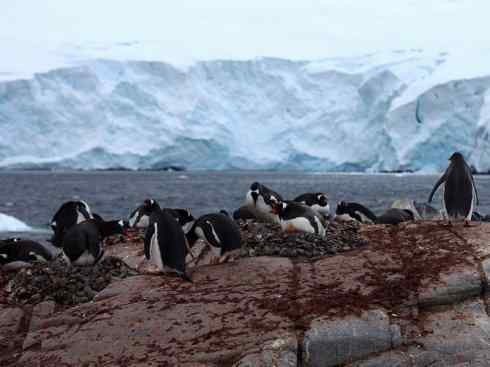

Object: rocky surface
[2,221,490,366]
[238,220,368,258]
[4,256,138,307]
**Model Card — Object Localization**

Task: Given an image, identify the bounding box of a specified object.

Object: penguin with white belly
[244,182,283,223]
[428,152,479,226]
[186,212,242,258]
[50,200,94,247]
[129,199,161,228]
[144,209,191,281]
[294,193,330,218]
[62,218,125,266]
[271,200,327,237]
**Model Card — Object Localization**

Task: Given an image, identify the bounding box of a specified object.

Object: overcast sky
[1,0,489,75]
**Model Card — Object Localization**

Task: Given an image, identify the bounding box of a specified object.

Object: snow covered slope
[1,49,490,172]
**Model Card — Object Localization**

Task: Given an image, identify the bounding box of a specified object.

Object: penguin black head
[250,182,260,191]
[143,199,160,212]
[449,152,464,163]
[336,201,348,215]
[317,194,328,207]
[249,182,261,203]
[219,210,230,217]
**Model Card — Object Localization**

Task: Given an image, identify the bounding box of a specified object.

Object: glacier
[1,49,490,172]
[0,212,31,232]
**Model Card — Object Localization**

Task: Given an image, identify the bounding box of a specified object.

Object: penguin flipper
[428,173,446,203]
[201,221,222,249]
[468,165,480,205]
[143,223,155,260]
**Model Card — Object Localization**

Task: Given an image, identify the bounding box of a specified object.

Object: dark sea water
[1,171,490,243]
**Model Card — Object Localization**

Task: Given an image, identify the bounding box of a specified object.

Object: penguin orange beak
[271,205,280,215]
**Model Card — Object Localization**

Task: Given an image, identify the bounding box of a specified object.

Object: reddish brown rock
[4,221,490,366]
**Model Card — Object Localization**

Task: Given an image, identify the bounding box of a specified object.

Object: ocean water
[1,171,489,242]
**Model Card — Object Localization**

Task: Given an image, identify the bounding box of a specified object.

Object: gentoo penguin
[128,199,161,228]
[186,213,242,257]
[391,199,441,220]
[376,209,414,225]
[233,205,257,221]
[294,193,330,218]
[271,201,326,237]
[335,201,414,225]
[50,200,94,247]
[144,209,191,281]
[244,182,283,223]
[335,202,377,224]
[0,238,52,265]
[428,152,479,226]
[62,218,124,266]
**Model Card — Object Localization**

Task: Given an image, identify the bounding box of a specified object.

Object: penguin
[232,206,256,221]
[144,209,191,281]
[0,238,52,265]
[50,200,94,247]
[244,182,283,223]
[294,193,330,218]
[186,212,242,257]
[335,201,377,224]
[128,199,161,228]
[62,218,124,266]
[335,201,414,225]
[376,209,415,225]
[428,152,479,226]
[271,200,326,237]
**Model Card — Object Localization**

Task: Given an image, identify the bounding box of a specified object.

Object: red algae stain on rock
[6,221,490,366]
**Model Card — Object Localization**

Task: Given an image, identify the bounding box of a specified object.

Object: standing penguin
[62,218,124,266]
[244,182,283,223]
[294,193,330,218]
[186,212,241,258]
[128,199,161,228]
[428,152,479,226]
[144,209,191,281]
[50,200,94,247]
[271,201,327,237]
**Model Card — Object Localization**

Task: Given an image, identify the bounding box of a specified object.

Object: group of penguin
[0,152,481,281]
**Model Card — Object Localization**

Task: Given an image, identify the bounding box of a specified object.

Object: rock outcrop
[3,221,490,366]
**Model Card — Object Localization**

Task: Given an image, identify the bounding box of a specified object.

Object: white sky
[0,0,489,77]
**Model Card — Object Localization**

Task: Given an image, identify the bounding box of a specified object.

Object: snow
[0,213,31,232]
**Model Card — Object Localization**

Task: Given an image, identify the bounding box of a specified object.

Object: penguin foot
[464,220,475,228]
[218,249,241,264]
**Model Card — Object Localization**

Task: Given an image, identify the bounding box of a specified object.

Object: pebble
[238,220,368,259]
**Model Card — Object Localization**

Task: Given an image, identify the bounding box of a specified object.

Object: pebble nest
[238,220,369,259]
[5,256,138,306]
